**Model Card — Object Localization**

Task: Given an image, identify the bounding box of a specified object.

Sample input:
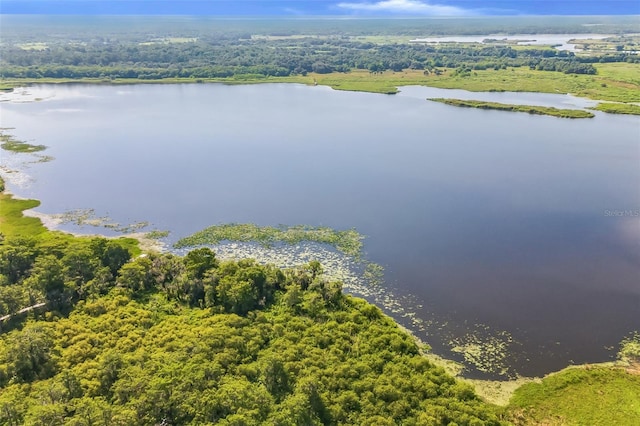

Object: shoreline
[0,182,538,403]
[3,171,636,408]
[0,187,596,406]
[1,82,636,408]
[20,206,167,253]
[1,62,639,112]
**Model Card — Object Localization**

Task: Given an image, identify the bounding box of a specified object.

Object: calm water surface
[408,34,614,51]
[1,83,639,377]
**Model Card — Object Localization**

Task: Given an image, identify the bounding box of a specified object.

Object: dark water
[1,83,639,377]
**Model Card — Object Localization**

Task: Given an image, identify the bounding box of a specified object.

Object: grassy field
[0,192,47,238]
[592,102,640,115]
[507,365,640,425]
[0,185,140,254]
[303,63,640,103]
[310,64,640,104]
[427,336,640,425]
[428,98,595,118]
[499,335,640,424]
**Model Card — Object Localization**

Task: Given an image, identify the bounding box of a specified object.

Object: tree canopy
[0,233,505,425]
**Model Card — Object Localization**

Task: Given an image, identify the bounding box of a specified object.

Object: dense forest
[2,34,628,80]
[2,16,638,82]
[0,230,507,425]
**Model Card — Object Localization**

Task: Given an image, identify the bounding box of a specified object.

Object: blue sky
[1,1,638,16]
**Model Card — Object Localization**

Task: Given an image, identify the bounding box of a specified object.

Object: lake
[1,83,639,378]
[408,34,614,51]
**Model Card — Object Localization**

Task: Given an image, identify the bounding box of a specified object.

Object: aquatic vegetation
[450,329,516,377]
[619,332,640,363]
[28,154,54,163]
[57,208,103,225]
[144,229,170,239]
[428,98,595,118]
[0,130,47,153]
[112,221,150,234]
[174,223,364,258]
[55,208,150,234]
[363,261,385,286]
[195,241,362,288]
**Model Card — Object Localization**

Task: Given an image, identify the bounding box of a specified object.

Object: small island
[428,98,595,118]
[0,129,47,153]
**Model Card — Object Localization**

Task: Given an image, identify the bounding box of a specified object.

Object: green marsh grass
[144,230,170,239]
[0,193,47,238]
[0,131,47,153]
[0,191,141,254]
[428,98,595,118]
[508,366,640,425]
[174,223,364,258]
[592,102,640,115]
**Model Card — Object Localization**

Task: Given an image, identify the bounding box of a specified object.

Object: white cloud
[337,0,470,16]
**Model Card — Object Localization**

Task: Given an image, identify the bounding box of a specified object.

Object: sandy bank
[22,208,167,253]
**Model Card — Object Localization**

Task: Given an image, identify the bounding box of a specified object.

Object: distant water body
[1,83,638,378]
[409,34,614,51]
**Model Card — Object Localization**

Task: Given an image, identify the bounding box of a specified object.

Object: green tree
[24,254,66,307]
[62,247,98,289]
[116,257,153,292]
[96,351,122,398]
[67,397,114,426]
[100,242,131,276]
[283,284,303,310]
[5,323,57,383]
[217,276,259,315]
[0,237,39,284]
[82,266,114,298]
[184,247,218,279]
[149,253,185,289]
[0,285,26,316]
[260,356,291,400]
[23,402,65,426]
[0,385,27,425]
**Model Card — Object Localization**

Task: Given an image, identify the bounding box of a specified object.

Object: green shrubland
[0,234,506,425]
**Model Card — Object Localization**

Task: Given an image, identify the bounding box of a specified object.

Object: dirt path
[0,302,47,322]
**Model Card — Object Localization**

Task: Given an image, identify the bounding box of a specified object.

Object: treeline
[0,234,317,318]
[0,236,132,316]
[0,231,506,425]
[2,36,632,79]
[529,58,597,74]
